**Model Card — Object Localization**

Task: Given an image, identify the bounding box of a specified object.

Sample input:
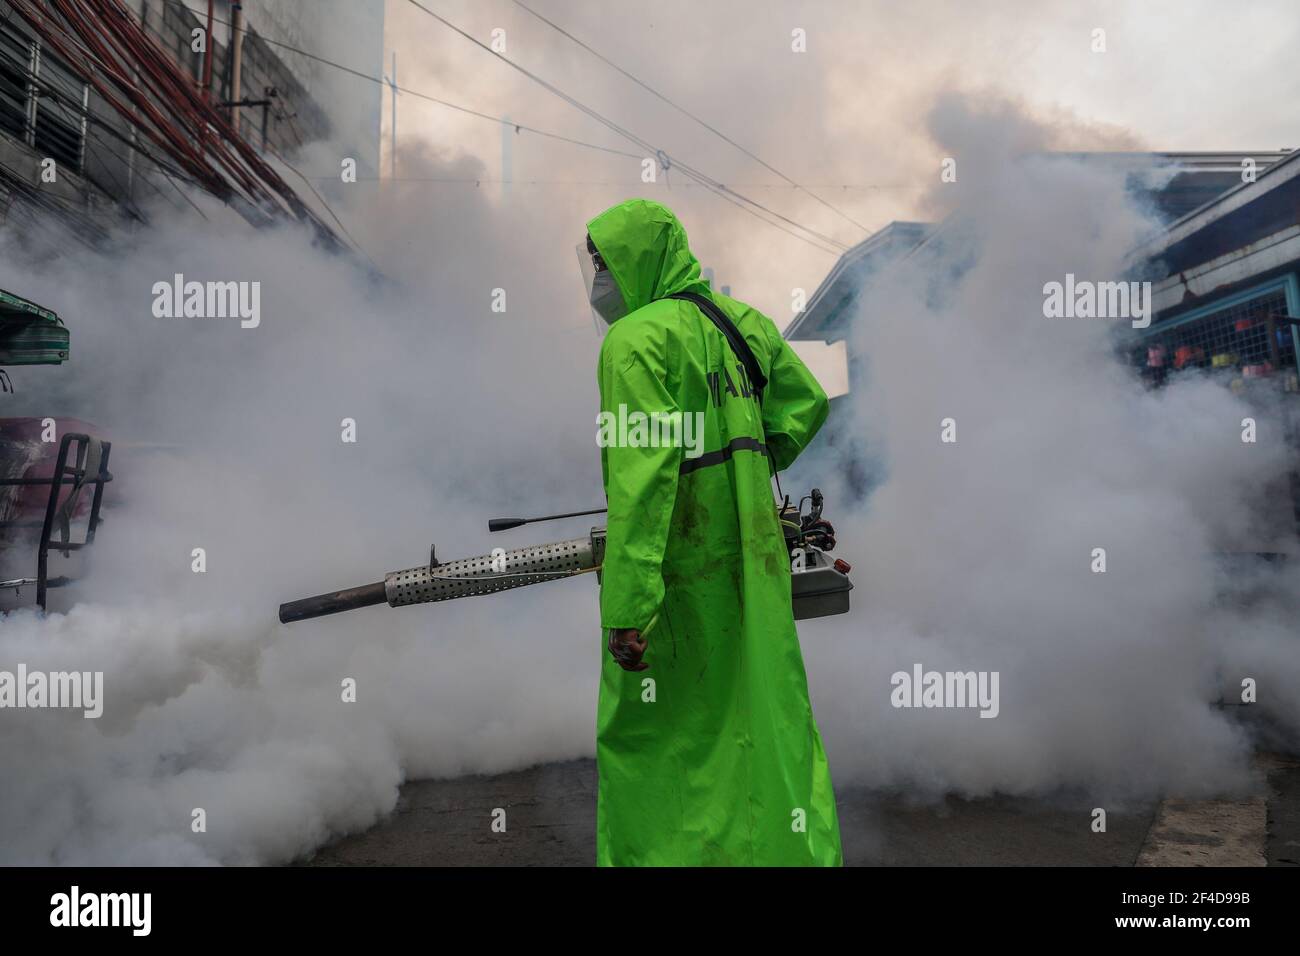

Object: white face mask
[576,241,629,334]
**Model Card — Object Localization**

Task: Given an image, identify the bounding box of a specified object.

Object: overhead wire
[5,0,861,261]
[165,0,850,257]
[509,0,874,236]
[159,0,644,161]
[306,175,908,190]
[402,0,849,256]
[274,108,377,269]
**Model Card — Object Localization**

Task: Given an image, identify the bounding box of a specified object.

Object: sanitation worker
[579,198,842,866]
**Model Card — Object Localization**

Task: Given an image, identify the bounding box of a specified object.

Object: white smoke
[0,3,1297,863]
[0,147,609,864]
[800,96,1300,805]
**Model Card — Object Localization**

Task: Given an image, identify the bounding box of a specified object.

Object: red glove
[607,628,648,671]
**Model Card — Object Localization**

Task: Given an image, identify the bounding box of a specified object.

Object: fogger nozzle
[278,581,388,624]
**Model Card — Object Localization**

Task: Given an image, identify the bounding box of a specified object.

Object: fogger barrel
[281,489,853,626]
[278,533,604,624]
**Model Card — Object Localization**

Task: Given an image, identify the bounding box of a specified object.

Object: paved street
[304,754,1300,866]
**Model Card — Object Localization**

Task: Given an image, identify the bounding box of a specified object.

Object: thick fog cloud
[800,98,1299,804]
[0,137,610,864]
[0,1,1296,864]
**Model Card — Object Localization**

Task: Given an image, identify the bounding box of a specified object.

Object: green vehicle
[0,288,112,610]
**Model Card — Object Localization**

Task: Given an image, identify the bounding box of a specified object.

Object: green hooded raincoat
[591,199,842,866]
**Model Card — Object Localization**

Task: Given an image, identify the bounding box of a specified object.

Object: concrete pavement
[302,755,1300,866]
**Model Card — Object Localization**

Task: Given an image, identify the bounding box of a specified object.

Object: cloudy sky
[371,0,1299,325]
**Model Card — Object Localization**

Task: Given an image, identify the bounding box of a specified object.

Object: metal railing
[0,431,112,609]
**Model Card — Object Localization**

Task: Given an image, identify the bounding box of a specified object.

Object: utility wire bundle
[6,0,342,246]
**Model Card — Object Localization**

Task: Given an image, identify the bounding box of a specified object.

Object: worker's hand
[607,627,649,671]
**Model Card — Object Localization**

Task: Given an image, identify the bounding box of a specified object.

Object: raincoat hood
[586,199,711,315]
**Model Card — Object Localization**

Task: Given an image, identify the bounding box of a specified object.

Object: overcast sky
[376,0,1299,325]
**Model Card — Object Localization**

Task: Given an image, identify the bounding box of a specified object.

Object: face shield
[577,235,629,334]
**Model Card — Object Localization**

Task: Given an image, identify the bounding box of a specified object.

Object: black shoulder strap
[665,291,767,400]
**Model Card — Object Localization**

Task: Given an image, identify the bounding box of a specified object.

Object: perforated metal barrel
[384,533,603,607]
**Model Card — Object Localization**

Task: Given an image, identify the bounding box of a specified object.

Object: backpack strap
[664,291,767,401]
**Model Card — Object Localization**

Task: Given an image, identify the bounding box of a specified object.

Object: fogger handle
[278,581,387,624]
[487,508,606,533]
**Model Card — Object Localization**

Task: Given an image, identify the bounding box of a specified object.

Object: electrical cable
[403,0,848,255]
[509,0,874,236]
[158,0,644,161]
[167,0,848,256]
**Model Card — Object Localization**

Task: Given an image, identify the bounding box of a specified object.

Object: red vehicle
[0,290,111,610]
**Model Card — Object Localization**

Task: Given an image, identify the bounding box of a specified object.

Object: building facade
[786,151,1300,538]
[0,0,384,235]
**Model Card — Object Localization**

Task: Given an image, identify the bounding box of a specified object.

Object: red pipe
[202,0,214,102]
